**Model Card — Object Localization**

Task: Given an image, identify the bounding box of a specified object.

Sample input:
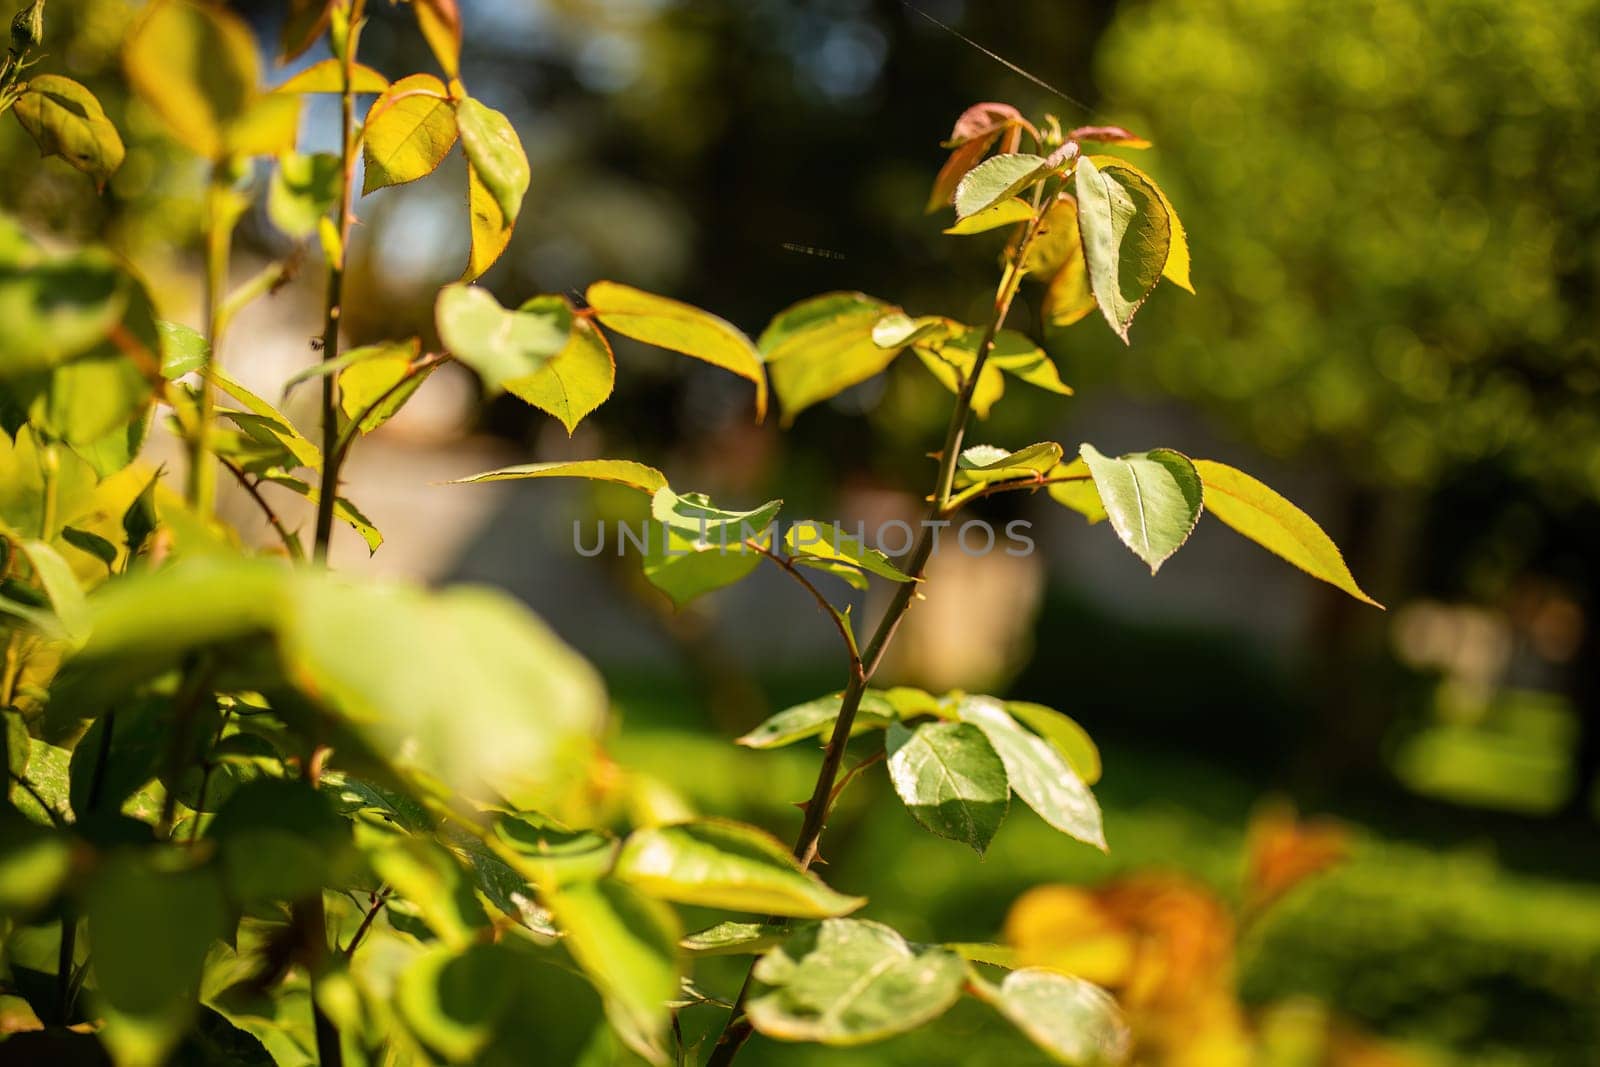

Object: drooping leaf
[1074,156,1171,342]
[412,0,462,79]
[212,369,322,470]
[759,292,899,425]
[543,878,680,1065]
[638,488,781,607]
[783,520,911,587]
[747,919,967,1046]
[1023,195,1083,278]
[954,153,1047,219]
[956,697,1104,850]
[1004,701,1101,785]
[362,74,457,193]
[954,442,1064,486]
[1078,443,1202,574]
[435,284,565,393]
[257,473,382,553]
[587,281,767,420]
[1191,459,1381,607]
[681,921,788,958]
[885,721,1009,855]
[1090,156,1192,293]
[970,969,1131,1067]
[944,197,1034,235]
[464,163,513,280]
[337,338,427,434]
[989,332,1073,395]
[455,97,529,230]
[267,152,341,239]
[124,0,259,160]
[614,820,864,917]
[503,296,615,433]
[13,75,125,189]
[1042,221,1097,332]
[735,690,897,749]
[273,58,389,94]
[450,459,666,495]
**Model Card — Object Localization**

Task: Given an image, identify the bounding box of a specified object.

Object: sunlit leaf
[212,369,322,470]
[503,296,615,434]
[886,721,1009,855]
[258,473,382,553]
[954,442,1063,486]
[18,539,89,640]
[990,333,1072,395]
[157,319,208,379]
[944,197,1033,235]
[362,73,457,193]
[543,878,680,1065]
[954,153,1047,219]
[588,281,767,420]
[435,284,564,393]
[912,326,1006,418]
[1074,156,1171,342]
[1068,124,1151,150]
[1090,156,1192,293]
[411,0,462,79]
[273,58,389,94]
[456,98,529,231]
[337,338,427,434]
[956,697,1104,850]
[640,488,780,607]
[614,820,864,917]
[13,75,125,189]
[735,690,897,750]
[747,919,966,1046]
[970,968,1131,1066]
[464,164,513,280]
[450,459,667,495]
[682,921,787,957]
[1045,458,1104,523]
[267,152,341,239]
[1191,459,1380,606]
[1079,443,1202,574]
[1004,701,1101,785]
[783,520,911,586]
[760,292,899,425]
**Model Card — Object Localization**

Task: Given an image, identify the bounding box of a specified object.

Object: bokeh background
[4,0,1598,1063]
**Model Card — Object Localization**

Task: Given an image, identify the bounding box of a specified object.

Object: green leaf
[954,153,1047,218]
[970,969,1130,1067]
[885,721,1009,855]
[0,809,70,914]
[0,245,134,378]
[1003,701,1101,785]
[955,442,1064,486]
[450,459,666,495]
[989,332,1072,395]
[614,820,865,918]
[124,0,260,160]
[364,830,489,946]
[19,539,88,640]
[455,97,530,230]
[543,878,680,1065]
[267,152,341,239]
[491,811,618,889]
[273,58,390,94]
[783,520,912,587]
[1074,155,1172,342]
[503,296,615,433]
[8,737,70,825]
[1091,156,1192,294]
[464,162,513,281]
[869,312,950,349]
[435,284,565,394]
[747,919,967,1046]
[1078,443,1202,574]
[362,73,457,193]
[681,921,787,957]
[207,778,355,904]
[587,281,768,421]
[759,292,899,426]
[956,697,1104,850]
[157,319,209,379]
[944,197,1033,235]
[736,691,897,749]
[396,942,565,1064]
[912,326,1006,419]
[85,853,230,1067]
[640,488,781,607]
[212,369,323,470]
[62,525,118,569]
[13,75,125,189]
[1192,459,1381,607]
[336,338,428,435]
[29,346,155,451]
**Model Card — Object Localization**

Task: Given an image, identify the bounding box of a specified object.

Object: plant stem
[312,0,366,563]
[706,208,1049,1067]
[188,168,237,514]
[220,457,304,560]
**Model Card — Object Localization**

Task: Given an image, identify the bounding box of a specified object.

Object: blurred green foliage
[1090,0,1600,502]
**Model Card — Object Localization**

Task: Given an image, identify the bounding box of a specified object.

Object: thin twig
[941,472,1092,514]
[341,884,391,959]
[745,540,863,675]
[220,457,304,560]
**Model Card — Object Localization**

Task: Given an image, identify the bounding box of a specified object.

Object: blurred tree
[1089,0,1600,807]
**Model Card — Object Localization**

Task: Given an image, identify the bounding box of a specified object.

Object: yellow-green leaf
[1090,155,1192,294]
[450,459,666,495]
[464,163,512,280]
[1074,156,1171,343]
[1079,444,1201,574]
[587,281,767,420]
[361,73,457,193]
[274,58,390,94]
[338,338,426,435]
[944,197,1033,235]
[504,296,615,434]
[411,0,462,79]
[760,292,900,425]
[989,332,1072,395]
[1045,459,1105,524]
[1192,459,1381,607]
[13,75,125,190]
[456,97,529,228]
[124,0,259,160]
